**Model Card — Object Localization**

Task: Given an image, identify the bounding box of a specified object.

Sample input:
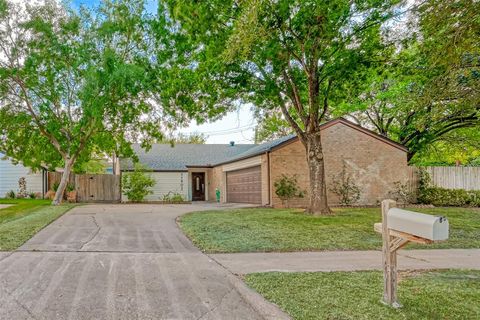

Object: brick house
[120,118,409,206]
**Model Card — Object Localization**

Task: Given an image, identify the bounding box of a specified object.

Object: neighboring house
[0,153,48,198]
[120,118,409,206]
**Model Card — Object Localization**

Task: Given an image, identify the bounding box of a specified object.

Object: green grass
[179,207,480,253]
[245,270,480,320]
[0,199,74,250]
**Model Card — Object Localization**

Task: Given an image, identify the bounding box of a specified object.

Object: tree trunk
[304,131,332,215]
[52,158,73,205]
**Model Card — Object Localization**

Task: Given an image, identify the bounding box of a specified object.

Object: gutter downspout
[266,151,271,206]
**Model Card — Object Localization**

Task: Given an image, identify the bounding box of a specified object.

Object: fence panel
[427,166,480,191]
[47,172,120,202]
[75,174,121,202]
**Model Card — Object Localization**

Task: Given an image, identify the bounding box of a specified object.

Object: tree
[0,0,163,204]
[162,132,207,144]
[162,0,403,214]
[347,0,480,160]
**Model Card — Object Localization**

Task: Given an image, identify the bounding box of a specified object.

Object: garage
[226,166,262,204]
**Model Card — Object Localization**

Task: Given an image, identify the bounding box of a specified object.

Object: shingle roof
[212,134,297,166]
[121,143,258,171]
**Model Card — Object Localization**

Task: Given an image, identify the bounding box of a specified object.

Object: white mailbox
[387,208,449,241]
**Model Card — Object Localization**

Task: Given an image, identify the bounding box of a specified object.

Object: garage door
[226,166,262,204]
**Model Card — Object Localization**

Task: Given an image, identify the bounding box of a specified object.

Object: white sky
[177,105,257,144]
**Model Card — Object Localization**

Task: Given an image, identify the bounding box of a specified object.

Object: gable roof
[120,118,408,171]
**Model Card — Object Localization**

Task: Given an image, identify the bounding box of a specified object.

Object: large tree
[0,0,163,204]
[162,0,404,214]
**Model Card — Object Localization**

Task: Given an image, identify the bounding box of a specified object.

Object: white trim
[221,156,262,172]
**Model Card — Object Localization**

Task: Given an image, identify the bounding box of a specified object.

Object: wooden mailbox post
[374,199,449,307]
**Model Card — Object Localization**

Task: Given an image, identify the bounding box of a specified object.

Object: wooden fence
[48,172,121,202]
[407,166,480,191]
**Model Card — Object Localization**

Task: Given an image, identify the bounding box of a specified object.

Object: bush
[5,190,15,199]
[389,181,416,207]
[52,182,60,192]
[162,191,185,202]
[418,187,480,207]
[329,165,361,206]
[274,174,305,206]
[28,192,36,199]
[122,164,156,202]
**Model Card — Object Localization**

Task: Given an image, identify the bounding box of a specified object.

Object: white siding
[122,171,188,202]
[0,154,43,197]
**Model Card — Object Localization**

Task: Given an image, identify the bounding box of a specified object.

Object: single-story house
[120,118,409,206]
[0,153,48,198]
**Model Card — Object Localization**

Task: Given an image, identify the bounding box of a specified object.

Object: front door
[191,172,205,201]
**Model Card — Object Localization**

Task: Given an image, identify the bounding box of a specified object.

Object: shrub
[162,191,185,202]
[5,190,15,199]
[329,165,361,206]
[28,192,37,199]
[52,182,60,192]
[66,183,75,192]
[389,181,416,207]
[418,186,480,207]
[122,164,156,202]
[274,174,305,206]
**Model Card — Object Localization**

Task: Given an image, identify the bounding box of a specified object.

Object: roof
[121,118,408,171]
[121,143,256,171]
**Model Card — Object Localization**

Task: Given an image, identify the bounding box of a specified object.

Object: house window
[196,176,200,191]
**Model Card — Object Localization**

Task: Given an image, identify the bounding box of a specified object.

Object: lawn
[245,270,480,320]
[0,199,75,250]
[178,207,480,253]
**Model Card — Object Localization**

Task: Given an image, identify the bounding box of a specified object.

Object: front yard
[0,199,75,250]
[245,269,480,320]
[179,207,480,253]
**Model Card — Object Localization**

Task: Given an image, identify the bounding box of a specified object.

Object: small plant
[162,191,185,202]
[18,177,27,198]
[5,190,16,199]
[274,174,305,207]
[329,164,361,206]
[66,183,75,192]
[389,181,415,207]
[52,182,60,192]
[28,192,37,199]
[122,163,156,202]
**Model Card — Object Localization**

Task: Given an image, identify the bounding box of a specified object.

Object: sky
[71,0,257,144]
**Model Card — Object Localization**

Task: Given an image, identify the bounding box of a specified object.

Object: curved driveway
[0,203,288,320]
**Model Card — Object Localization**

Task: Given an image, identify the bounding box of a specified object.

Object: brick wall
[270,122,409,207]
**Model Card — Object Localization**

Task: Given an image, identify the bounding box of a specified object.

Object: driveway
[0,203,288,320]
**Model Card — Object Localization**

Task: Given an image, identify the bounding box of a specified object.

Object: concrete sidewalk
[210,249,480,274]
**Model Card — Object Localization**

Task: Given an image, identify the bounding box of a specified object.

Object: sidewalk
[210,249,480,274]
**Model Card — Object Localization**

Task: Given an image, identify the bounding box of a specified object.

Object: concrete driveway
[0,203,288,320]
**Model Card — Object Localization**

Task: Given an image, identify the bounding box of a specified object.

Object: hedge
[418,187,480,207]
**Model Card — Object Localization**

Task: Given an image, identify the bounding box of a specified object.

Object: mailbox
[387,208,449,241]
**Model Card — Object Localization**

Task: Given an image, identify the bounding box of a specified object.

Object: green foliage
[162,133,207,144]
[162,191,185,202]
[122,164,156,202]
[28,192,36,199]
[274,174,305,204]
[329,165,361,206]
[0,0,165,203]
[66,184,75,193]
[52,182,60,192]
[418,187,480,207]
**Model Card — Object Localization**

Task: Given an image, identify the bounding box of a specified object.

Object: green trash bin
[215,188,221,203]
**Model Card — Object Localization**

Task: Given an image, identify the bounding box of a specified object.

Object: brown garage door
[226,166,262,204]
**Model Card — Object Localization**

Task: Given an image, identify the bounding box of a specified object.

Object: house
[120,118,409,206]
[0,153,48,198]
